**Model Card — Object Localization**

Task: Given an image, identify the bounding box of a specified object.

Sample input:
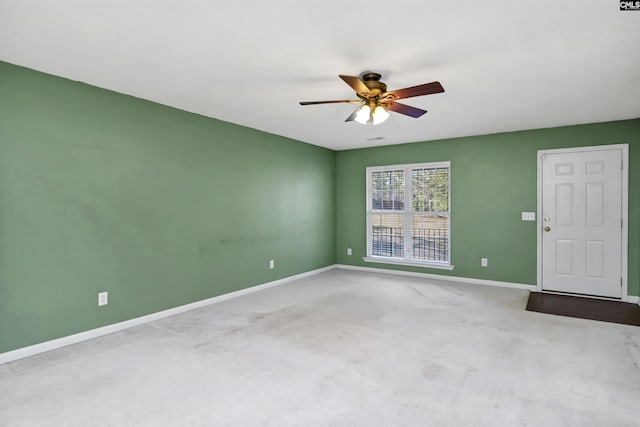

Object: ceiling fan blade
[386,101,428,118]
[299,99,360,105]
[345,106,360,122]
[386,81,444,100]
[339,75,370,96]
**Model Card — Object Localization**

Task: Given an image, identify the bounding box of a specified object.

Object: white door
[540,147,623,298]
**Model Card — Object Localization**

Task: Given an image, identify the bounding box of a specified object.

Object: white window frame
[363,161,454,270]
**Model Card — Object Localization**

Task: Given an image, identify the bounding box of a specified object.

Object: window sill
[362,257,455,270]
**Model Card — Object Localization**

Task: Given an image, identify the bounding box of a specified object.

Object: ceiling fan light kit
[354,104,372,124]
[300,72,444,125]
[372,105,389,125]
[352,104,389,125]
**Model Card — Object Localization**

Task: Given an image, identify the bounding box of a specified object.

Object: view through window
[366,162,450,266]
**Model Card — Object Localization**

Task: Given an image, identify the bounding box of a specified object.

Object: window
[365,162,452,269]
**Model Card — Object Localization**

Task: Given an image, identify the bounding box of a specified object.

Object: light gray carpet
[1,269,639,426]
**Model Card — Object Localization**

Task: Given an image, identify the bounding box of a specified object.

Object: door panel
[555,183,573,226]
[541,149,622,298]
[555,240,573,276]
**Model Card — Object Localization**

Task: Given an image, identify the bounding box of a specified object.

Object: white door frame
[536,143,629,301]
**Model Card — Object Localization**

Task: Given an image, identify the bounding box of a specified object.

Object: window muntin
[366,162,450,266]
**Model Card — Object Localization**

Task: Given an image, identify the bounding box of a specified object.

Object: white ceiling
[1,1,639,150]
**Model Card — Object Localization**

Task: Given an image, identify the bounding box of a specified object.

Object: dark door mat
[526,292,640,326]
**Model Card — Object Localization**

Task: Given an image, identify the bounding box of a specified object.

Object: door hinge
[621,277,623,288]
[621,218,623,229]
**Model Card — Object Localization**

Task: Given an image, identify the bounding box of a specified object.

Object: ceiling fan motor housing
[361,72,387,95]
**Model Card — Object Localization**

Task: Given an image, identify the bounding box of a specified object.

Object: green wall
[2,60,638,356]
[336,119,640,296]
[0,62,336,353]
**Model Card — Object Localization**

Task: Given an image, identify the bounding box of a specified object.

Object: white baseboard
[336,263,537,291]
[3,263,635,365]
[338,264,640,302]
[0,265,335,366]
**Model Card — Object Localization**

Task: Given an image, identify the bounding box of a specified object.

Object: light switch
[521,212,536,221]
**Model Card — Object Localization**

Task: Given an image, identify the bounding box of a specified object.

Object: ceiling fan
[299,72,444,125]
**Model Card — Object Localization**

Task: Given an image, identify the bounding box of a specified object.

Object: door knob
[544,226,551,232]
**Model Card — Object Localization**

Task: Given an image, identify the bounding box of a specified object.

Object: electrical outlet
[481,258,488,267]
[269,259,275,270]
[347,248,352,256]
[98,291,108,306]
